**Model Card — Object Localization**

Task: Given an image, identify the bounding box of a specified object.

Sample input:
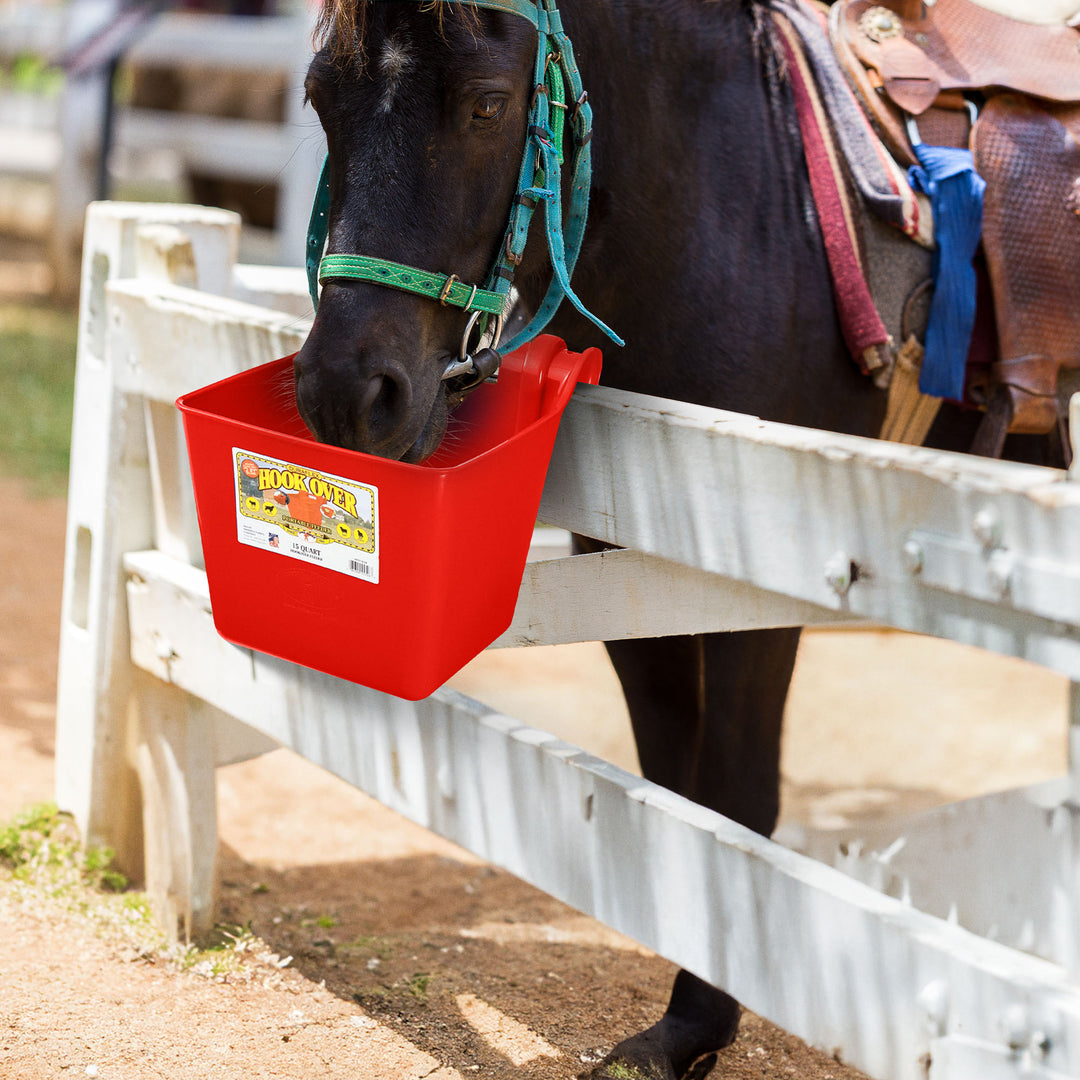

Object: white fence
[56,201,1080,1080]
[0,2,323,293]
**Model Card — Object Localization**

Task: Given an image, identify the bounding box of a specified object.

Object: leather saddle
[831,0,1080,444]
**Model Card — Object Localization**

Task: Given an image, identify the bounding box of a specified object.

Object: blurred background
[0,0,324,493]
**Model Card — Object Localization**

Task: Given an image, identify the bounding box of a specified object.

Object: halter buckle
[571,89,589,125]
[437,273,460,305]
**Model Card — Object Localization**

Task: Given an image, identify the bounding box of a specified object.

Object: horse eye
[472,94,506,121]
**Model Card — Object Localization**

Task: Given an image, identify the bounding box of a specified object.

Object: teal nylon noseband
[305,0,623,371]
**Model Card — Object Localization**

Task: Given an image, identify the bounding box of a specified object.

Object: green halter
[305,0,623,378]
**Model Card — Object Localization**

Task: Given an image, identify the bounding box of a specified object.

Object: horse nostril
[357,369,412,451]
[357,372,388,415]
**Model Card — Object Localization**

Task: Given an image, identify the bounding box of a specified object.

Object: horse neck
[558,0,812,296]
[532,0,868,431]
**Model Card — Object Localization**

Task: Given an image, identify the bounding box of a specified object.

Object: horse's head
[295,2,539,462]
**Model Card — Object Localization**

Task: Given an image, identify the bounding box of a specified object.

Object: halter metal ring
[441,310,505,381]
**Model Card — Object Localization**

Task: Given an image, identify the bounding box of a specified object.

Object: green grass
[0,801,127,893]
[0,801,286,980]
[2,55,63,96]
[0,302,78,489]
[404,972,433,1001]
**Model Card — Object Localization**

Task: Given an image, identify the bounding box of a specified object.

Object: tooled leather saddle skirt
[831,0,1080,437]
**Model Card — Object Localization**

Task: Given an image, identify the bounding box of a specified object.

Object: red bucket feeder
[177,336,601,700]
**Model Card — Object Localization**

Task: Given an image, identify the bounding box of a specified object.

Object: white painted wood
[129,674,219,940]
[131,226,200,568]
[52,0,117,297]
[539,386,1080,679]
[116,548,1080,1080]
[929,1035,1074,1080]
[105,286,1080,676]
[106,279,310,404]
[112,111,301,183]
[909,527,1080,627]
[124,547,856,669]
[1,4,323,288]
[142,398,203,570]
[117,8,324,272]
[55,203,239,889]
[229,263,312,319]
[0,125,59,176]
[277,62,326,273]
[121,550,276,762]
[778,778,1080,973]
[0,3,65,54]
[104,285,304,578]
[57,201,1080,1077]
[124,11,311,69]
[492,548,858,648]
[133,224,197,289]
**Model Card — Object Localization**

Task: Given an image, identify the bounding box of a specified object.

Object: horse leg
[583,628,800,1080]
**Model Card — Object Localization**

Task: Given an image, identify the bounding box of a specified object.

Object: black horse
[291,2,1006,1077]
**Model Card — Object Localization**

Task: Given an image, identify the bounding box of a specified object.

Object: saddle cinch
[832,0,1080,445]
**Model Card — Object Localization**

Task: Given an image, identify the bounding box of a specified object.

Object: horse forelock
[315,0,775,61]
[314,0,483,65]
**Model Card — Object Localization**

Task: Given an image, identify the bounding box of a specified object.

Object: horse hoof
[577,1061,676,1080]
[685,1052,719,1080]
[577,1053,719,1080]
[577,1027,725,1080]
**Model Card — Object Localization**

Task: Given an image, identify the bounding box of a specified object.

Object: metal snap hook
[441,311,505,382]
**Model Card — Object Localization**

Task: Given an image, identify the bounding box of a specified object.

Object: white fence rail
[56,202,1080,1080]
[0,3,323,292]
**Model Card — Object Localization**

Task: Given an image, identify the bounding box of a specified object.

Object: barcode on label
[349,559,372,577]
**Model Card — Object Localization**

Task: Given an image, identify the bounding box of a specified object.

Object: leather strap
[989,355,1058,396]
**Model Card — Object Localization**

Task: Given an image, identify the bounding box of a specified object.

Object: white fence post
[54,202,246,936]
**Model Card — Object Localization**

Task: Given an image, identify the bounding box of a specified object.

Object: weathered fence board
[492,547,855,647]
[541,389,1080,678]
[104,271,1080,678]
[778,776,1080,973]
[120,549,1080,1080]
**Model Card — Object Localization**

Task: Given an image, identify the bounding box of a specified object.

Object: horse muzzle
[293,345,450,463]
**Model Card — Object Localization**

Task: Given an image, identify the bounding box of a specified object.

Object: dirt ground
[0,473,1070,1080]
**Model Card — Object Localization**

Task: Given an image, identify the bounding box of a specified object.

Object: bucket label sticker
[232,448,379,583]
